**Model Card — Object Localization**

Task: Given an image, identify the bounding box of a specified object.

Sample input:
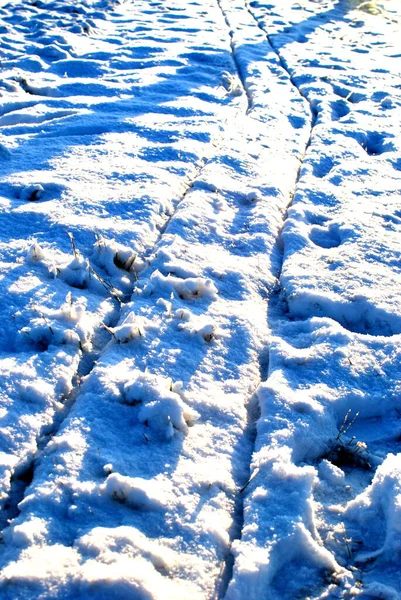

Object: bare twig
[102,324,117,340]
[337,410,359,440]
[88,265,122,305]
[240,467,260,493]
[34,307,54,335]
[66,231,78,258]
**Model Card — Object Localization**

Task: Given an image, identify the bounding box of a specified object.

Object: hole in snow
[312,155,336,178]
[344,130,395,156]
[325,442,372,471]
[363,131,394,156]
[330,99,350,121]
[332,85,366,103]
[309,226,342,249]
[288,114,306,129]
[390,157,401,171]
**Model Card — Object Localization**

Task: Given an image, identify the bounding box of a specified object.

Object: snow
[0,0,400,598]
[123,371,200,438]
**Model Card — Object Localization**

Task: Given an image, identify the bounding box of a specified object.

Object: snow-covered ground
[0,0,400,598]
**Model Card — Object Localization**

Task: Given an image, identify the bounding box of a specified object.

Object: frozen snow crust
[0,0,400,598]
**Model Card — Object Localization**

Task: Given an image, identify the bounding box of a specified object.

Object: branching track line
[244,0,316,122]
[214,0,318,597]
[242,0,316,275]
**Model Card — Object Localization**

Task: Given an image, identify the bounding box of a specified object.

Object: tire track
[214,0,315,596]
[244,0,401,337]
[223,2,401,598]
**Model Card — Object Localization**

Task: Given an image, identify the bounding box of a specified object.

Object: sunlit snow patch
[122,371,199,440]
[101,473,168,511]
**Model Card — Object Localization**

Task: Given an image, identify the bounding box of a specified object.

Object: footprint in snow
[309,224,343,249]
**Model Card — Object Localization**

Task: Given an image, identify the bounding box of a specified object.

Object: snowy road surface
[0,0,400,597]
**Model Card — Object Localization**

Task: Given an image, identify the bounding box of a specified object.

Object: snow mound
[144,270,218,301]
[58,255,91,290]
[107,312,145,343]
[318,459,345,487]
[17,295,92,351]
[344,453,401,565]
[26,245,98,295]
[123,372,199,439]
[92,237,142,276]
[26,243,46,264]
[175,311,220,343]
[101,473,168,511]
[221,71,243,97]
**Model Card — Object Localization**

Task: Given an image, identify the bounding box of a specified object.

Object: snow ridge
[213,1,315,596]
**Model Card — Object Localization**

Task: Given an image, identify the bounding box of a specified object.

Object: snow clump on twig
[123,371,199,440]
